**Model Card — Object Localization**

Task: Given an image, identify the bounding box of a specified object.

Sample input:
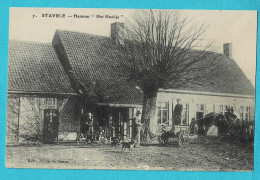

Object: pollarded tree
[112,10,220,134]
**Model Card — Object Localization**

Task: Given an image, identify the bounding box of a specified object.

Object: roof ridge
[9,39,51,46]
[56,29,110,39]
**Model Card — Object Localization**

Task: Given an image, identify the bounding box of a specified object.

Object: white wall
[156,90,255,126]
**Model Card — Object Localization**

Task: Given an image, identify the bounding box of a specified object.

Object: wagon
[76,132,99,144]
[158,125,190,146]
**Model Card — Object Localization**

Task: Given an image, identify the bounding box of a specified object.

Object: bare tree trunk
[141,87,158,136]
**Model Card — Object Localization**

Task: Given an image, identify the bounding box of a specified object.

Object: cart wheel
[182,136,187,145]
[178,134,184,146]
[177,135,181,146]
[76,133,83,145]
[158,136,164,146]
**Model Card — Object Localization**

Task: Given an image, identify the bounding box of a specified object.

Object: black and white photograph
[6,8,256,171]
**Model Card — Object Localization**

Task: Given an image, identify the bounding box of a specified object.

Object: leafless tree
[111,10,220,134]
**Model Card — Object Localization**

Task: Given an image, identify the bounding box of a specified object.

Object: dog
[76,133,86,145]
[158,131,175,146]
[110,137,121,148]
[121,139,136,153]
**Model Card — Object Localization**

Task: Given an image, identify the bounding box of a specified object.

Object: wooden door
[196,112,204,135]
[43,109,59,143]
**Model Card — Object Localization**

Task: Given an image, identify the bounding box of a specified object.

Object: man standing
[86,112,93,135]
[133,110,142,147]
[172,99,183,130]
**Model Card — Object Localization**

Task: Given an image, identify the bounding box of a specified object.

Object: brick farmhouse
[6,23,255,144]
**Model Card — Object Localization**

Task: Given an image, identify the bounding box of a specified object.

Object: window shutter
[167,101,169,124]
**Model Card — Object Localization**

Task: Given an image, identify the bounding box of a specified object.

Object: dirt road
[5,139,253,171]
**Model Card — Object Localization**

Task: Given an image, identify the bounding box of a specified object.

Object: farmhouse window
[181,103,189,125]
[219,105,228,114]
[196,104,205,112]
[157,102,169,124]
[240,106,250,121]
[245,106,250,121]
[196,104,205,121]
[240,106,244,120]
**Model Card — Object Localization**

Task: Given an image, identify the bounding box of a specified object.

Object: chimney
[223,43,233,59]
[111,22,124,45]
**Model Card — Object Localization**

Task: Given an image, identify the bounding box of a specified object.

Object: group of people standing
[80,99,184,147]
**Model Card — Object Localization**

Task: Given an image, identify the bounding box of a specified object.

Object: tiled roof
[53,30,143,104]
[54,30,254,98]
[9,29,254,104]
[171,53,255,96]
[8,40,75,94]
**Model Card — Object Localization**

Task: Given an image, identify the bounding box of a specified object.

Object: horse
[195,112,226,136]
[197,111,241,136]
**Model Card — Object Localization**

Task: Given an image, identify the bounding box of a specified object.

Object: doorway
[196,112,204,120]
[196,112,204,135]
[43,109,59,143]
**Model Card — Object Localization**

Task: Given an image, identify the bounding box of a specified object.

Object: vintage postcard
[6,8,256,171]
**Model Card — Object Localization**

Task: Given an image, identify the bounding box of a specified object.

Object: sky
[9,8,257,85]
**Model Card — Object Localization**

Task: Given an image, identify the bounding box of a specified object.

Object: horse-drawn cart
[157,125,190,146]
[155,107,254,147]
[76,132,98,144]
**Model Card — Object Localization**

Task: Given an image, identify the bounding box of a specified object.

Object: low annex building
[7,41,80,144]
[6,23,255,144]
